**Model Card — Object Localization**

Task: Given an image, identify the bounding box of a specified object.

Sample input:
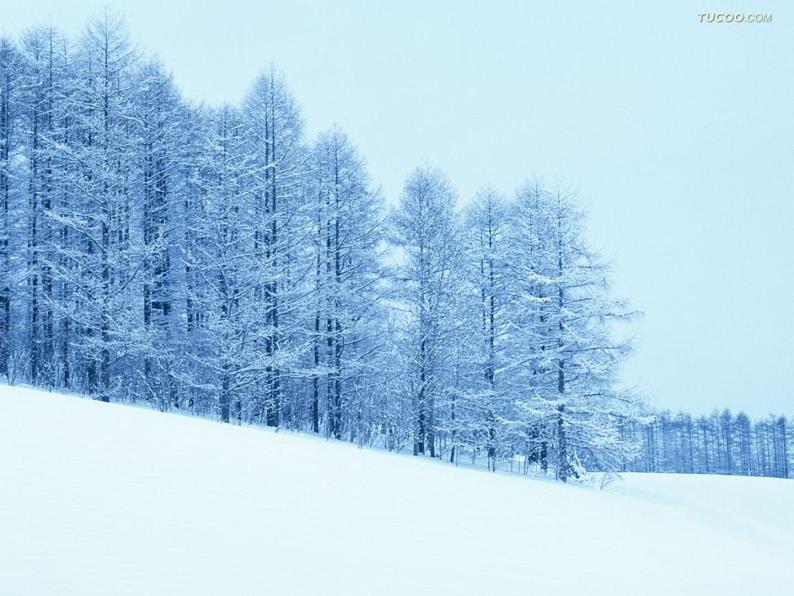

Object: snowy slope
[1,385,792,596]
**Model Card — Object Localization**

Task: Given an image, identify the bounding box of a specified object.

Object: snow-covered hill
[1,385,792,596]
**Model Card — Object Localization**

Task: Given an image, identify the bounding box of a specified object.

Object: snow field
[1,385,792,596]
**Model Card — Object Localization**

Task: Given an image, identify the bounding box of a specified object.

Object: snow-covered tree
[46,11,141,399]
[506,182,637,480]
[186,105,261,422]
[128,60,192,409]
[392,165,463,457]
[305,128,385,439]
[0,37,21,380]
[242,67,307,427]
[452,187,512,469]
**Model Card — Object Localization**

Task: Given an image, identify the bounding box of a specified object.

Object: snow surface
[1,385,793,596]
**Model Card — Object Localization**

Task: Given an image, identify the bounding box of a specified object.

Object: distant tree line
[621,410,790,478]
[1,13,788,482]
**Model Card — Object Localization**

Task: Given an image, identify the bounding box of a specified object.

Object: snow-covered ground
[1,385,792,596]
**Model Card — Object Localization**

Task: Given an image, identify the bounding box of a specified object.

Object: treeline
[622,411,791,479]
[0,14,787,482]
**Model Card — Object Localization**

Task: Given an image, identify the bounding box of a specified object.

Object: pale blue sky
[4,0,792,416]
